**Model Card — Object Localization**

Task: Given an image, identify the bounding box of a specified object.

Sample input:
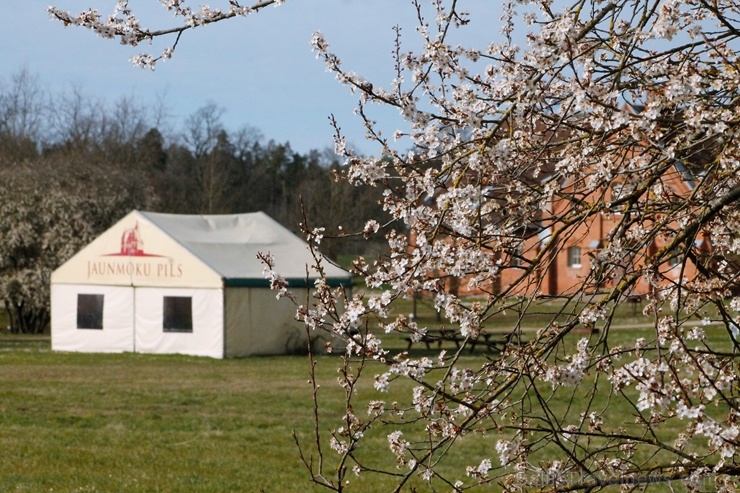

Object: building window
[612,182,624,202]
[510,244,523,267]
[163,296,193,333]
[668,252,683,268]
[567,246,582,268]
[611,181,634,202]
[611,181,634,213]
[77,294,104,330]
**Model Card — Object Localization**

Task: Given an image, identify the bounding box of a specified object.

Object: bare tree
[46,86,101,152]
[0,69,45,159]
[181,103,238,213]
[182,102,224,159]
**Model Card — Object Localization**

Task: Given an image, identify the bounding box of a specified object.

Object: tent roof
[139,211,351,287]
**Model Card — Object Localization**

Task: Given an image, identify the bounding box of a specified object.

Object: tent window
[163,296,193,333]
[77,294,104,330]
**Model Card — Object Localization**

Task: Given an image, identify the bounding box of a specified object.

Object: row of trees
[0,71,386,333]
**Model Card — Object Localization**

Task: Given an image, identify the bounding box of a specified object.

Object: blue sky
[2,1,499,155]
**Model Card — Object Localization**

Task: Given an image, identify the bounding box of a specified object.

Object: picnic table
[404,329,524,353]
[404,328,462,351]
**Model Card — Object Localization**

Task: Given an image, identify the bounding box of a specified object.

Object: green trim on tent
[224,277,352,288]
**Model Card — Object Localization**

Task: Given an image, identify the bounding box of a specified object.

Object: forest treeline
[0,70,388,332]
[1,70,389,255]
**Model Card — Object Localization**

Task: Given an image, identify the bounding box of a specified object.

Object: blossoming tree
[0,162,148,333]
[50,0,740,491]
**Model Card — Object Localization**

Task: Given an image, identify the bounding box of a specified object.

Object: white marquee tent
[51,210,351,358]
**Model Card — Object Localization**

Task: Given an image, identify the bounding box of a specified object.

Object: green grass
[0,337,335,492]
[0,335,465,492]
[0,314,732,492]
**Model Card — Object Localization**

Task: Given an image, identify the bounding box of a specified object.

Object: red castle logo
[103,221,163,257]
[121,222,143,255]
[88,221,182,279]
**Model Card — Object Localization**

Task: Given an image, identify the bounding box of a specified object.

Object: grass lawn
[0,336,339,492]
[0,297,730,492]
[0,334,463,493]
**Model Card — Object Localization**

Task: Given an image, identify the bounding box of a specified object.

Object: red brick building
[488,162,708,298]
